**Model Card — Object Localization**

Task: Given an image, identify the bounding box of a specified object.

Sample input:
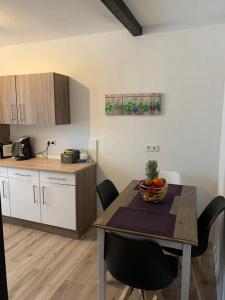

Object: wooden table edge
[92,223,198,246]
[93,180,198,246]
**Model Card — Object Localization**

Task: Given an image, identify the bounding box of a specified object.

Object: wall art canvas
[105,93,161,115]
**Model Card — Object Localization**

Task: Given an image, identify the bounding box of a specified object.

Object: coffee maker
[11,136,32,161]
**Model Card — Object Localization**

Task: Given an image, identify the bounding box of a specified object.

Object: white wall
[0,24,224,213]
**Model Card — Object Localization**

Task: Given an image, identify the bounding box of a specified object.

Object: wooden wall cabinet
[0,76,17,124]
[0,73,70,125]
[16,73,70,125]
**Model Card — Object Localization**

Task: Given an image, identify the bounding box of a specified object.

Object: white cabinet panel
[9,178,40,222]
[40,182,76,230]
[0,167,8,178]
[0,177,10,216]
[40,171,76,186]
[8,168,39,182]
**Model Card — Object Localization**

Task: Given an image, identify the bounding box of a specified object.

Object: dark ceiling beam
[100,0,142,36]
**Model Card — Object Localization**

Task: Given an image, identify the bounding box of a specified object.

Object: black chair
[105,232,178,299]
[96,179,119,211]
[164,196,225,299]
[164,196,225,257]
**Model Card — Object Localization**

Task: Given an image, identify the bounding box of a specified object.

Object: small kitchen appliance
[11,136,32,161]
[61,149,80,164]
[0,143,12,159]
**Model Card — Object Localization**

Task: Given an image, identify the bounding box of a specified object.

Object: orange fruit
[152,178,165,188]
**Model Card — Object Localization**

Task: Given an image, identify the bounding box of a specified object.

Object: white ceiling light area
[125,0,225,27]
[0,0,225,47]
[0,0,122,47]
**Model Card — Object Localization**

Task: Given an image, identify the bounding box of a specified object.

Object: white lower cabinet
[40,182,76,230]
[0,167,77,230]
[0,163,96,237]
[8,169,40,222]
[0,177,10,216]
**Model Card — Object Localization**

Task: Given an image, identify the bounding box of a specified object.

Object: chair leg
[192,258,207,284]
[119,286,133,300]
[140,290,145,300]
[191,261,206,300]
[178,256,182,268]
[141,290,153,300]
[155,291,164,300]
[141,290,157,300]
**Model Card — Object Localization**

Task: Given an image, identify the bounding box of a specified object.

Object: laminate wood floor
[3,223,217,300]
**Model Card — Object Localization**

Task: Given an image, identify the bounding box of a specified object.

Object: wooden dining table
[93,180,198,300]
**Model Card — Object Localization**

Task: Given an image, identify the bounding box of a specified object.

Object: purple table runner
[106,184,183,237]
[129,184,183,213]
[107,207,176,237]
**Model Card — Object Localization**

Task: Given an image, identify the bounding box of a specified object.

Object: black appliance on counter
[11,136,32,161]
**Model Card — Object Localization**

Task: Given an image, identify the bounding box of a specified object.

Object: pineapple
[145,160,159,181]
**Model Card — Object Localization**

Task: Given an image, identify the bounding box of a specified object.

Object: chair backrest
[104,232,177,291]
[96,179,119,211]
[159,170,182,185]
[193,196,225,257]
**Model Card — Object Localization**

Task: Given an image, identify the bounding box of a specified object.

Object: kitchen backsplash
[10,136,89,159]
[10,122,90,159]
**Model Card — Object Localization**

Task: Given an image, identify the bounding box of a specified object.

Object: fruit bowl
[139,178,168,203]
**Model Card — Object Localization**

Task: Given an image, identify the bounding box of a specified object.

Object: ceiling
[125,0,225,27]
[0,0,225,47]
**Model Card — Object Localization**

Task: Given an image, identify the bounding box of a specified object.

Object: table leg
[98,228,106,300]
[181,244,192,300]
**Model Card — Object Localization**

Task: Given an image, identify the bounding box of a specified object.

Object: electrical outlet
[145,144,159,152]
[47,140,56,146]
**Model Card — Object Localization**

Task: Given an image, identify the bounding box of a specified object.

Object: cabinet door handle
[18,104,25,122]
[10,104,14,121]
[33,185,36,204]
[2,181,6,198]
[13,104,17,121]
[47,177,66,181]
[42,186,46,205]
[14,173,31,177]
[10,104,17,121]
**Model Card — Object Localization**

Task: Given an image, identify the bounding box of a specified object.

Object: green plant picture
[105,93,161,115]
[105,94,123,115]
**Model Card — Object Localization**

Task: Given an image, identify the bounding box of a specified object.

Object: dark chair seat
[105,232,178,292]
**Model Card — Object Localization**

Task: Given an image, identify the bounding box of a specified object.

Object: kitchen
[0,72,96,239]
[0,1,225,299]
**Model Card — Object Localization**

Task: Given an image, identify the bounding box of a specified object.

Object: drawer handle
[14,173,31,177]
[47,177,66,181]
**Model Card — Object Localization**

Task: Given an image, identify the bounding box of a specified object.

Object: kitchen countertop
[0,157,96,174]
